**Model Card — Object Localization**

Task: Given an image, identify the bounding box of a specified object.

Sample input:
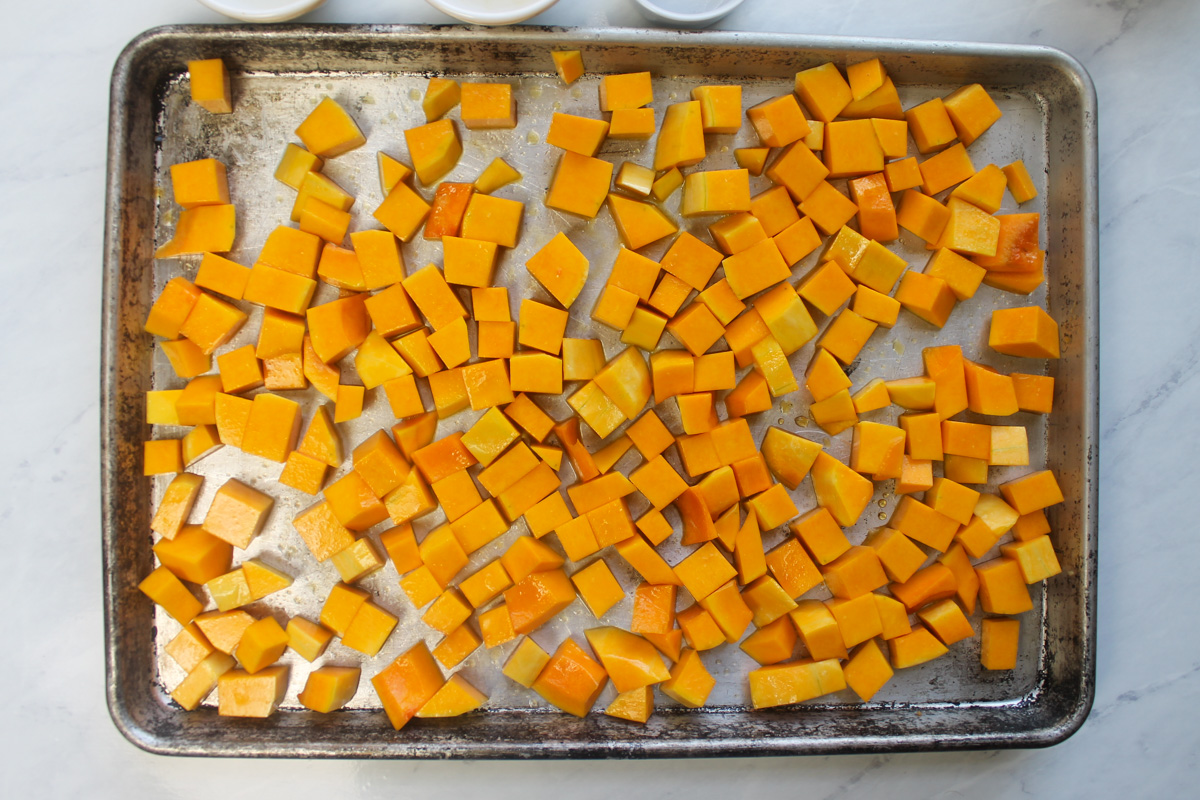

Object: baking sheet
[102,24,1098,757]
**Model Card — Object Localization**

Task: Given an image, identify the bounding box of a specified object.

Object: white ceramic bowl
[196,0,327,23]
[633,0,747,28]
[424,0,561,26]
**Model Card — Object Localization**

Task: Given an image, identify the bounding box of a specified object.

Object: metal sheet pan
[102,24,1098,758]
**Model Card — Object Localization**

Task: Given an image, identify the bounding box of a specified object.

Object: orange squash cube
[889,626,949,669]
[692,84,743,134]
[532,638,608,717]
[187,58,232,113]
[746,93,810,147]
[843,639,894,701]
[505,569,577,635]
[905,97,957,154]
[823,119,885,179]
[748,658,845,708]
[943,83,1002,145]
[546,151,614,219]
[794,62,852,122]
[372,642,445,730]
[653,100,706,171]
[981,617,1021,670]
[404,118,462,185]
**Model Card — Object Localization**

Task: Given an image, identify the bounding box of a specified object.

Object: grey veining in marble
[1,0,1198,796]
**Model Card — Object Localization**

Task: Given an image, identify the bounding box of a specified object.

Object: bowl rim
[424,0,562,26]
[195,0,328,23]
[633,0,747,24]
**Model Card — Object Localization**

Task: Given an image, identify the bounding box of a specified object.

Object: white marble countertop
[3,0,1197,795]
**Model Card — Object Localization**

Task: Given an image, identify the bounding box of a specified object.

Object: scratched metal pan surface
[102,24,1098,758]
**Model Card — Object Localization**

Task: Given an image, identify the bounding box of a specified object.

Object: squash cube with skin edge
[681,169,751,218]
[187,58,231,114]
[404,119,462,186]
[691,84,742,134]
